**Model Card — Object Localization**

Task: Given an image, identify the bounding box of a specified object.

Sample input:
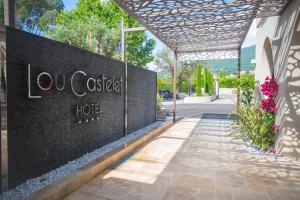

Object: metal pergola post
[121,20,146,63]
[237,47,241,110]
[173,51,177,122]
[4,0,15,27]
[120,21,147,143]
[1,0,13,192]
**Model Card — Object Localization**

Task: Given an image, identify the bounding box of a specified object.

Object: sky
[62,0,256,68]
[63,0,77,11]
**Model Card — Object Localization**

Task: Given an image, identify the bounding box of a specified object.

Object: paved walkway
[64,114,300,200]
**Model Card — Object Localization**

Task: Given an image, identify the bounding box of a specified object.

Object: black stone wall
[1,26,156,188]
[127,64,157,133]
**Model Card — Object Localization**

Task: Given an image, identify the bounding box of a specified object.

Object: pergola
[3,1,291,122]
[114,0,290,121]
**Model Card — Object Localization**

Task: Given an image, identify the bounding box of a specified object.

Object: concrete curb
[25,118,182,200]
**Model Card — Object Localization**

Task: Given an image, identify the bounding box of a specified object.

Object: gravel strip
[0,121,166,200]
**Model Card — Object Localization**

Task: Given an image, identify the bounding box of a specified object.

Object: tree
[16,0,64,34]
[219,68,228,79]
[157,75,172,91]
[51,17,93,50]
[52,0,155,66]
[196,64,202,96]
[154,48,175,78]
[154,48,197,92]
[0,1,3,24]
[51,16,120,59]
[209,71,214,95]
[177,61,196,93]
[204,68,209,94]
[89,16,108,55]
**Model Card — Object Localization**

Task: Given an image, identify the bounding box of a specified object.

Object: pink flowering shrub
[261,98,276,113]
[261,76,279,98]
[261,76,279,135]
[234,76,280,152]
[260,76,279,113]
[272,125,279,133]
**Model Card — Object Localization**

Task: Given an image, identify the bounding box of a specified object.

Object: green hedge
[219,74,254,88]
[157,76,172,91]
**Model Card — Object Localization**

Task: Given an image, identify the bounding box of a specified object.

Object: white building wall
[255,16,278,84]
[255,0,300,158]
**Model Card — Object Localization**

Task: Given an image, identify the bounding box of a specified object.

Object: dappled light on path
[102,118,199,185]
[65,114,300,200]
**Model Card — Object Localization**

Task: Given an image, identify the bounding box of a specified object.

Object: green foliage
[155,49,196,93]
[157,76,172,91]
[219,76,237,88]
[207,70,211,95]
[196,64,202,96]
[219,74,254,88]
[154,48,174,78]
[240,74,255,88]
[241,87,254,106]
[0,0,3,24]
[219,68,228,79]
[233,104,275,151]
[157,95,163,111]
[209,71,214,95]
[203,68,214,95]
[233,87,275,151]
[16,0,64,34]
[51,0,155,66]
[180,81,188,93]
[157,76,163,91]
[52,15,120,59]
[51,17,94,51]
[204,68,209,94]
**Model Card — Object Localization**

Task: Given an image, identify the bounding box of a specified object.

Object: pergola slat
[114,0,290,122]
[114,0,289,55]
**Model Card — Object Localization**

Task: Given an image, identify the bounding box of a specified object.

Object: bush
[157,75,172,91]
[181,80,188,93]
[204,68,209,93]
[233,103,275,151]
[219,76,237,88]
[232,77,279,152]
[196,64,202,96]
[209,71,214,95]
[157,95,163,111]
[219,74,254,88]
[240,74,255,88]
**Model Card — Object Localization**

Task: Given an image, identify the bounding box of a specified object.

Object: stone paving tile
[64,115,300,200]
[162,185,199,200]
[64,191,108,200]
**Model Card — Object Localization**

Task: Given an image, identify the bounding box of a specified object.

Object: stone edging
[25,118,182,200]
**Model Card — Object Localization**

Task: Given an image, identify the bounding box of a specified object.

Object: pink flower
[272,125,280,133]
[260,77,278,113]
[270,148,276,154]
[261,98,276,113]
[261,78,279,98]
